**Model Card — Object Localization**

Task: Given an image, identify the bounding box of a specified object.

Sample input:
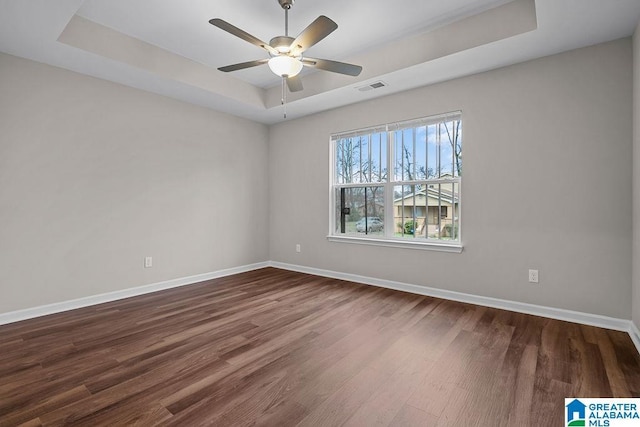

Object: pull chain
[281,3,291,119]
[281,77,287,119]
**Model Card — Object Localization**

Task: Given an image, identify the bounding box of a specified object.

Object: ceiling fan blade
[209,18,278,55]
[218,59,269,72]
[286,75,304,92]
[289,16,338,56]
[302,57,363,76]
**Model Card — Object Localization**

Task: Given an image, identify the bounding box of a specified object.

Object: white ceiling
[75,0,514,88]
[1,0,640,124]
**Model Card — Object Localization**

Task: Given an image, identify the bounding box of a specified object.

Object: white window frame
[328,111,463,253]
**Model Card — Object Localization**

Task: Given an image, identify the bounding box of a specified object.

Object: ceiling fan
[209,0,363,94]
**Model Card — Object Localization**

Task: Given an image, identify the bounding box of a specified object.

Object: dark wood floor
[0,267,639,426]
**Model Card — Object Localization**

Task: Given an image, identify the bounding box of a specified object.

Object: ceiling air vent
[357,81,387,92]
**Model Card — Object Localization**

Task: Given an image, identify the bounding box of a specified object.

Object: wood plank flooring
[0,267,639,426]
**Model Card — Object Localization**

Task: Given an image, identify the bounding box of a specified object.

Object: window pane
[357,135,367,183]
[440,119,462,177]
[335,133,387,184]
[393,131,402,181]
[367,132,387,183]
[394,184,426,238]
[335,137,353,184]
[427,182,459,240]
[394,128,424,182]
[453,120,462,177]
[405,129,414,181]
[415,126,428,180]
[427,124,438,179]
[393,182,459,241]
[334,186,385,236]
[450,183,460,241]
[439,123,453,177]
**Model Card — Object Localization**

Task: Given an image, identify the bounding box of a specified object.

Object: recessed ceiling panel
[76,0,515,88]
[2,0,640,124]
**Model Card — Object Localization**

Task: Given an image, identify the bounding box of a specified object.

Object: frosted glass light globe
[268,56,303,77]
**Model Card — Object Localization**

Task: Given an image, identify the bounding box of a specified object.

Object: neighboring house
[394,183,459,237]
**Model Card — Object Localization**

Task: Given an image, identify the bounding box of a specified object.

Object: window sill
[326,235,463,253]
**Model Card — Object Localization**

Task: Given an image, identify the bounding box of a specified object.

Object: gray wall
[0,53,269,313]
[269,38,633,319]
[1,37,635,321]
[633,21,640,328]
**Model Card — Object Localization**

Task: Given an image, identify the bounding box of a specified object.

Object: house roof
[394,187,458,205]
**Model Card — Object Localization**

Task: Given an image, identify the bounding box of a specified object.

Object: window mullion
[451,121,455,178]
[379,133,382,183]
[437,122,441,178]
[368,135,372,183]
[412,128,416,180]
[384,128,394,239]
[335,182,385,189]
[359,136,363,183]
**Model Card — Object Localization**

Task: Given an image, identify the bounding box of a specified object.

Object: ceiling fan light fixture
[268,55,303,77]
[269,36,295,54]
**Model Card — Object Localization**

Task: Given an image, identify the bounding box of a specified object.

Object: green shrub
[442,224,459,238]
[403,220,416,234]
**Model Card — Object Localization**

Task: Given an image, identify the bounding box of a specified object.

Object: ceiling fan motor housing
[270,36,296,55]
[278,0,294,10]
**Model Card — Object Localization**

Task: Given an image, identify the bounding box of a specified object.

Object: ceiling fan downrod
[278,0,293,119]
[278,0,294,37]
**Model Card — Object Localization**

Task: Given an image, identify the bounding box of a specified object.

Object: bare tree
[336,138,356,183]
[335,136,388,220]
[361,162,386,217]
[443,120,462,176]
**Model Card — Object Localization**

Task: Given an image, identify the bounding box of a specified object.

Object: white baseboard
[270,261,640,353]
[2,260,639,357]
[0,261,270,326]
[629,322,640,355]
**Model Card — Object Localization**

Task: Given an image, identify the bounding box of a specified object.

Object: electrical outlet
[528,269,539,283]
[144,256,153,268]
[296,244,301,253]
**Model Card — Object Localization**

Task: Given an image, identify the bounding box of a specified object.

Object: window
[329,111,462,251]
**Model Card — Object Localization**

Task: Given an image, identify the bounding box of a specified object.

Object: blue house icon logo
[566,399,586,426]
